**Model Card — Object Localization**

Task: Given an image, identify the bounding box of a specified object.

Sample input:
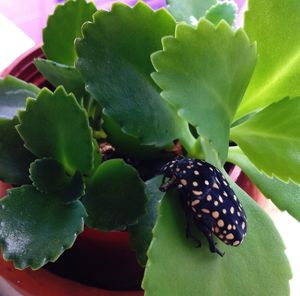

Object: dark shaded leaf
[129,176,165,266]
[83,159,146,231]
[0,117,35,184]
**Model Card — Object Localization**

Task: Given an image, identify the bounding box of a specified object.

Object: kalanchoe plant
[0,0,299,295]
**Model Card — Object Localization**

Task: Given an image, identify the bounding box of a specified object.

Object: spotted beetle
[159,157,247,256]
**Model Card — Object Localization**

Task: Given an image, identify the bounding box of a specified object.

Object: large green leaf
[0,118,35,184]
[167,0,216,23]
[129,176,165,266]
[205,1,237,26]
[143,182,291,296]
[17,87,93,175]
[236,0,300,120]
[0,76,39,119]
[76,2,190,147]
[34,58,87,100]
[0,185,87,270]
[228,147,300,222]
[231,97,300,184]
[83,159,147,231]
[43,0,96,66]
[151,20,256,163]
[102,115,168,160]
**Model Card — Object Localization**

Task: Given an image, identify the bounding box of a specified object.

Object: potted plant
[0,0,299,295]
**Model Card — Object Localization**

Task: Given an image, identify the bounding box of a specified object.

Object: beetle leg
[194,220,224,257]
[159,175,177,192]
[180,194,202,247]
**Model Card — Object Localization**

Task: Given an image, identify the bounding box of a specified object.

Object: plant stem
[178,124,202,158]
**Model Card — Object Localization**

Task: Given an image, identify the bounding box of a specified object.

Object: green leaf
[17,87,93,175]
[143,182,291,296]
[83,159,147,231]
[30,158,69,193]
[29,158,85,203]
[34,58,87,100]
[228,146,300,222]
[0,118,35,185]
[76,2,190,147]
[167,0,216,23]
[236,0,300,120]
[0,76,39,119]
[129,176,165,266]
[231,97,300,184]
[205,1,237,26]
[151,20,256,163]
[102,115,169,160]
[0,185,87,270]
[43,0,96,66]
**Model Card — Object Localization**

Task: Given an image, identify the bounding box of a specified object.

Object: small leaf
[231,97,300,184]
[29,158,85,203]
[0,118,35,185]
[34,58,87,100]
[0,76,39,119]
[43,0,96,65]
[151,20,256,163]
[17,87,93,175]
[167,0,216,23]
[228,146,300,222]
[129,176,165,266]
[83,159,147,231]
[76,2,189,147]
[143,182,291,296]
[236,0,300,120]
[0,185,87,270]
[205,1,237,26]
[30,158,68,192]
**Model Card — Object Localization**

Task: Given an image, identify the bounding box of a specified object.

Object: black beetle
[160,157,247,256]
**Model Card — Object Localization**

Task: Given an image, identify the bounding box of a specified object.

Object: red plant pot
[0,46,265,296]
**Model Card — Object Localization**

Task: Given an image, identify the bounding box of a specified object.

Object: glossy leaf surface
[167,0,216,23]
[34,58,87,100]
[76,2,189,147]
[83,159,147,231]
[43,0,96,65]
[236,0,300,119]
[17,87,93,175]
[0,118,35,184]
[0,76,39,119]
[143,182,291,296]
[151,20,256,163]
[0,185,86,270]
[205,1,237,26]
[129,176,164,266]
[231,97,300,183]
[228,147,300,222]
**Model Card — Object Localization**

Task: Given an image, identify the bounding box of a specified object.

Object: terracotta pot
[0,46,264,296]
